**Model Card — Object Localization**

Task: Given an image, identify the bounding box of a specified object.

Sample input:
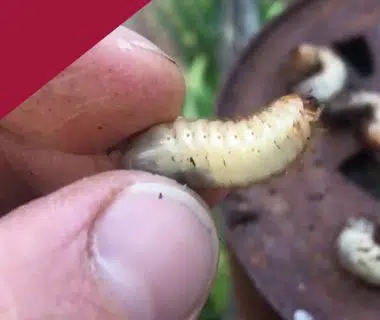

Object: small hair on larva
[336,217,380,286]
[121,94,322,188]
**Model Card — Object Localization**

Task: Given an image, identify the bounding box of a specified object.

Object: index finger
[0,26,185,154]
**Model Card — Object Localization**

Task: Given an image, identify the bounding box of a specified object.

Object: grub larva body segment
[336,218,380,286]
[122,94,322,188]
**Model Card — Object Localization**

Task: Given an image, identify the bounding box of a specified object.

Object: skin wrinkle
[41,249,114,319]
[0,154,34,215]
[45,95,114,136]
[0,138,38,200]
[59,242,117,319]
[51,70,116,97]
[84,187,135,318]
[86,187,124,271]
[0,134,111,207]
[0,180,130,318]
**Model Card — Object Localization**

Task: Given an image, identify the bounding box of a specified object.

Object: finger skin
[1,26,185,154]
[0,25,226,319]
[0,131,228,215]
[0,171,218,319]
[0,25,186,212]
[0,25,228,214]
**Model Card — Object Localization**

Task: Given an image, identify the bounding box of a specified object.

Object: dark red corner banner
[0,0,151,119]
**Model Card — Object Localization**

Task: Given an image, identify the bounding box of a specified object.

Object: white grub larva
[329,90,380,148]
[293,309,314,320]
[287,44,348,102]
[121,94,322,188]
[336,217,380,286]
[347,91,380,149]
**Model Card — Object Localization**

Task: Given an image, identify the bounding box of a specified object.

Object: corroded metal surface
[217,0,380,319]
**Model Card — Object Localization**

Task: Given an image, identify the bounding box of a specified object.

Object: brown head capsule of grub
[301,94,324,122]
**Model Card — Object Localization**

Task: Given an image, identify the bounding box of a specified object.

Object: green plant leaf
[182,55,215,118]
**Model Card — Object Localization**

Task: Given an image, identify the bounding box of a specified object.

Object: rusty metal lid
[216,0,380,319]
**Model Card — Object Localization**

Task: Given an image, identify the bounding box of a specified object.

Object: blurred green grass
[154,1,285,318]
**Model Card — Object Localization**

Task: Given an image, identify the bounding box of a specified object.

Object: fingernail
[91,182,219,320]
[131,40,177,64]
[114,26,177,64]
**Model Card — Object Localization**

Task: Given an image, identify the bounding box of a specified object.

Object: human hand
[0,26,227,319]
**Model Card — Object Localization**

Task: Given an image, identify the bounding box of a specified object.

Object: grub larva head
[290,43,320,73]
[274,93,322,124]
[362,120,380,149]
[345,91,380,149]
[283,44,320,86]
[299,94,323,123]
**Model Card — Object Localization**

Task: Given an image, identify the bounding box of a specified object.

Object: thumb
[0,171,219,320]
